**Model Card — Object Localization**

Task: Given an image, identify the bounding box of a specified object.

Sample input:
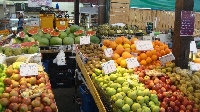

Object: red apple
[4,87,12,93]
[179,110,184,112]
[186,105,193,111]
[161,87,167,92]
[9,96,19,103]
[177,95,184,102]
[188,100,194,106]
[1,93,9,99]
[161,101,168,109]
[158,93,164,101]
[170,96,176,102]
[50,103,57,112]
[138,72,145,77]
[0,98,10,107]
[22,97,31,105]
[160,107,166,112]
[33,107,42,112]
[154,78,160,84]
[164,84,171,90]
[9,90,19,97]
[192,108,198,112]
[174,106,180,112]
[169,101,175,108]
[163,97,170,104]
[160,76,166,83]
[4,109,12,112]
[151,76,158,80]
[182,98,189,106]
[42,97,51,106]
[3,78,12,85]
[19,103,28,112]
[170,85,176,92]
[167,107,173,112]
[138,77,144,83]
[180,105,186,111]
[166,79,172,85]
[174,100,181,107]
[43,106,52,112]
[8,103,19,112]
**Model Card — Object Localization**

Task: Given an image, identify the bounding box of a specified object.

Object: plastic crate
[79,85,98,112]
[42,60,50,74]
[50,75,73,88]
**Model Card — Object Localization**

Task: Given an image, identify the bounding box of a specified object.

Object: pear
[180,80,186,84]
[188,94,194,100]
[179,86,187,94]
[195,90,200,93]
[194,92,200,98]
[194,98,199,104]
[187,86,193,93]
[181,84,187,88]
[175,75,181,80]
[170,77,176,83]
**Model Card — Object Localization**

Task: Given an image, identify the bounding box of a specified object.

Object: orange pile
[102,36,171,68]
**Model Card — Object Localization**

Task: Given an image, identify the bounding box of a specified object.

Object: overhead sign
[28,0,52,7]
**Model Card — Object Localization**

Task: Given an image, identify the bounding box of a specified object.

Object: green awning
[130,0,200,12]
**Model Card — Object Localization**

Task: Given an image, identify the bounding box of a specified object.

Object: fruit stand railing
[75,53,107,112]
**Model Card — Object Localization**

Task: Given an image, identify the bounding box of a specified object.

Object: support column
[74,0,79,25]
[98,0,106,25]
[172,0,194,69]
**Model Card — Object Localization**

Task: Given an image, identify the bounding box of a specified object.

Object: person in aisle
[17,12,26,33]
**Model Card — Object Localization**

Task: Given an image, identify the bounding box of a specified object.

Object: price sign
[159,53,175,65]
[60,21,65,25]
[101,60,116,74]
[104,48,113,57]
[190,41,197,53]
[20,63,38,76]
[189,62,200,71]
[135,40,154,51]
[80,36,90,45]
[0,53,6,64]
[126,57,140,69]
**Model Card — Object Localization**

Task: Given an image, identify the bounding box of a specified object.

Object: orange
[156,52,161,57]
[137,56,141,62]
[124,48,131,53]
[102,45,107,51]
[155,47,160,52]
[151,55,158,61]
[103,39,110,47]
[140,60,147,65]
[123,38,131,45]
[130,38,138,44]
[115,47,124,55]
[165,48,171,54]
[146,51,152,57]
[123,44,130,48]
[146,57,152,64]
[160,50,166,56]
[112,53,120,60]
[139,53,147,60]
[115,37,123,44]
[109,41,117,50]
[116,57,124,65]
[120,59,127,68]
[163,45,168,49]
[130,44,136,50]
[151,50,156,55]
[116,44,123,49]
[122,52,132,59]
[159,46,164,50]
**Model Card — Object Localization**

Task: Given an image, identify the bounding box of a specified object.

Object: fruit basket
[20,85,44,98]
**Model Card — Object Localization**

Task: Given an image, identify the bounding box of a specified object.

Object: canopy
[130,0,200,12]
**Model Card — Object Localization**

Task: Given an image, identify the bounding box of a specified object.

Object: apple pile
[0,62,58,112]
[167,67,200,110]
[136,66,199,112]
[92,67,160,112]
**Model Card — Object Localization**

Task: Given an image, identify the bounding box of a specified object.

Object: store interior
[0,0,200,112]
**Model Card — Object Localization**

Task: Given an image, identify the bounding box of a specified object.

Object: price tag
[101,60,116,74]
[189,62,200,71]
[80,36,90,45]
[159,53,175,65]
[135,40,154,51]
[68,45,72,50]
[20,63,38,76]
[126,57,140,69]
[60,21,65,25]
[0,53,6,64]
[190,41,197,53]
[104,48,113,57]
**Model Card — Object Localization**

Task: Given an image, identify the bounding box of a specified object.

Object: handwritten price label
[159,53,175,65]
[126,57,140,69]
[20,63,38,76]
[104,48,113,57]
[0,53,6,64]
[190,41,197,53]
[135,40,154,51]
[189,62,200,71]
[80,36,90,45]
[101,60,116,74]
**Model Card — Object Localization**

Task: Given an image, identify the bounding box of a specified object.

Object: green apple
[153,98,160,106]
[136,96,144,104]
[150,94,158,101]
[0,104,2,112]
[117,88,122,93]
[123,73,129,77]
[115,99,124,108]
[130,81,139,88]
[122,104,130,112]
[97,77,104,83]
[94,69,102,75]
[122,82,129,87]
[131,103,141,111]
[91,73,97,79]
[143,89,150,96]
[109,74,118,81]
[124,97,133,106]
[137,90,144,96]
[141,103,147,107]
[144,76,150,80]
[115,93,123,100]
[103,75,110,83]
[110,83,118,89]
[106,87,116,96]
[127,91,137,100]
[111,95,116,101]
[102,84,108,90]
[116,77,125,84]
[152,106,160,112]
[136,108,142,112]
[117,83,121,88]
[127,69,133,73]
[121,87,130,93]
[142,106,151,112]
[116,73,122,77]
[0,87,4,93]
[0,77,5,82]
[119,68,127,74]
[100,82,104,87]
[120,92,126,98]
[0,82,4,88]
[148,101,155,107]
[144,96,149,103]
[139,86,145,91]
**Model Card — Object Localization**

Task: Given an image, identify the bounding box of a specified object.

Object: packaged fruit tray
[20,85,44,98]
[92,79,120,112]
[145,69,164,76]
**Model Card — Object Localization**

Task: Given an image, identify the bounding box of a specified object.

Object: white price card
[68,45,72,50]
[126,57,140,69]
[101,60,116,74]
[20,63,38,76]
[189,62,200,71]
[80,36,90,45]
[190,41,197,53]
[104,48,113,57]
[159,53,175,65]
[135,40,154,51]
[60,21,65,25]
[0,53,6,64]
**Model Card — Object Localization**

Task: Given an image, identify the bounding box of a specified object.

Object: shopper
[17,12,26,33]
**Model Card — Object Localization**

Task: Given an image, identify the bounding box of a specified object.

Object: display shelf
[75,54,106,112]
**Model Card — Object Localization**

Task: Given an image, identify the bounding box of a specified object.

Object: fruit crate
[79,85,98,112]
[55,18,69,28]
[40,14,54,29]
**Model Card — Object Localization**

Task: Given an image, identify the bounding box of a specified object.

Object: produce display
[0,59,57,111]
[76,35,200,112]
[13,25,100,46]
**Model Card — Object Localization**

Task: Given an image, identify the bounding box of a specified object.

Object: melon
[23,37,35,42]
[68,33,76,39]
[27,28,38,36]
[32,34,41,41]
[75,36,81,44]
[38,30,44,37]
[90,36,100,44]
[50,37,62,45]
[38,38,49,46]
[50,31,60,37]
[18,31,25,38]
[63,37,74,45]
[42,28,54,34]
[74,30,84,36]
[43,34,51,39]
[59,31,68,39]
[86,31,96,36]
[70,25,80,33]
[56,26,66,31]
[12,38,22,44]
[65,27,71,34]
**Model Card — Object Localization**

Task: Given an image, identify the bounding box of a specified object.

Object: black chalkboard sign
[15,3,41,12]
